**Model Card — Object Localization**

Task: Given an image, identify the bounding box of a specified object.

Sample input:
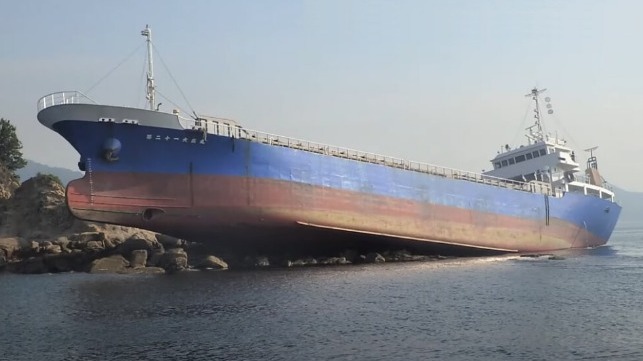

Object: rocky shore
[0,173,444,275]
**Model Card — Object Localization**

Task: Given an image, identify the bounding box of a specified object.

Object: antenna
[524,87,547,139]
[584,146,598,158]
[141,25,155,111]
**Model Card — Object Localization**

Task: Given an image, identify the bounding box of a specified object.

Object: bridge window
[526,153,533,160]
[495,162,501,169]
[515,155,526,163]
[508,158,515,165]
[501,160,508,167]
[532,150,540,158]
[540,149,547,156]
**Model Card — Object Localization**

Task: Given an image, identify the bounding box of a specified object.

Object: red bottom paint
[67,172,605,254]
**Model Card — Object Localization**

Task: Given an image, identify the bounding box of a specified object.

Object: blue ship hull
[43,112,621,254]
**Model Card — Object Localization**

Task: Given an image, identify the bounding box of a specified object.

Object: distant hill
[611,185,643,226]
[16,160,83,185]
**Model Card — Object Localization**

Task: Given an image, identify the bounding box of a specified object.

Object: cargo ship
[36,26,621,255]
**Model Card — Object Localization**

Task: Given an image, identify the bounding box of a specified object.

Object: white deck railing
[185,117,557,197]
[36,93,557,197]
[37,91,96,112]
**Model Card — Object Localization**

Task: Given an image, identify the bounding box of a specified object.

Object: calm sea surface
[2,224,643,361]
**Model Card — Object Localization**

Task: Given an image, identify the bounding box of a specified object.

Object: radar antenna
[525,87,547,141]
[584,146,599,170]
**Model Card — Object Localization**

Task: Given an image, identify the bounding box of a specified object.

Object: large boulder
[0,174,74,238]
[88,255,130,274]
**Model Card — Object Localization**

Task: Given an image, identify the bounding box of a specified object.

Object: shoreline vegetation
[0,171,446,275]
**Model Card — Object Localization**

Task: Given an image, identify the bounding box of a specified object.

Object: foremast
[141,25,156,111]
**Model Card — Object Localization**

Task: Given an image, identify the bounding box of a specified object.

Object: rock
[43,244,62,254]
[69,231,106,244]
[155,234,186,248]
[29,241,40,252]
[0,237,25,259]
[88,255,130,274]
[287,259,306,267]
[84,240,105,252]
[11,257,48,274]
[319,257,351,265]
[195,255,228,270]
[129,250,148,268]
[116,234,162,256]
[383,250,428,262]
[340,249,360,263]
[123,266,165,275]
[157,248,188,273]
[147,249,165,267]
[254,256,270,267]
[0,250,6,270]
[365,252,385,263]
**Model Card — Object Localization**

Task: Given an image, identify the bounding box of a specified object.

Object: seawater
[2,225,643,361]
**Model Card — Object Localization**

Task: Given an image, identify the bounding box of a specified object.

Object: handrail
[184,117,557,197]
[36,94,557,197]
[573,174,615,193]
[37,91,96,112]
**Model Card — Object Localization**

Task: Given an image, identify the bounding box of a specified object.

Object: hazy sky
[2,1,642,191]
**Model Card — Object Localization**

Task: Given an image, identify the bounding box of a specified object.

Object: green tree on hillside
[0,118,27,174]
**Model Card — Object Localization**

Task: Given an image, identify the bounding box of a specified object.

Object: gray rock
[288,259,306,267]
[155,234,186,248]
[12,257,48,274]
[340,249,360,263]
[69,232,106,244]
[147,249,164,267]
[129,250,148,268]
[195,255,228,270]
[158,248,188,273]
[43,254,74,273]
[84,240,104,251]
[365,252,385,263]
[122,266,166,275]
[117,234,162,256]
[43,244,62,254]
[53,236,70,248]
[29,241,40,252]
[319,257,351,265]
[89,255,130,274]
[0,250,6,270]
[0,237,25,259]
[254,256,270,267]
